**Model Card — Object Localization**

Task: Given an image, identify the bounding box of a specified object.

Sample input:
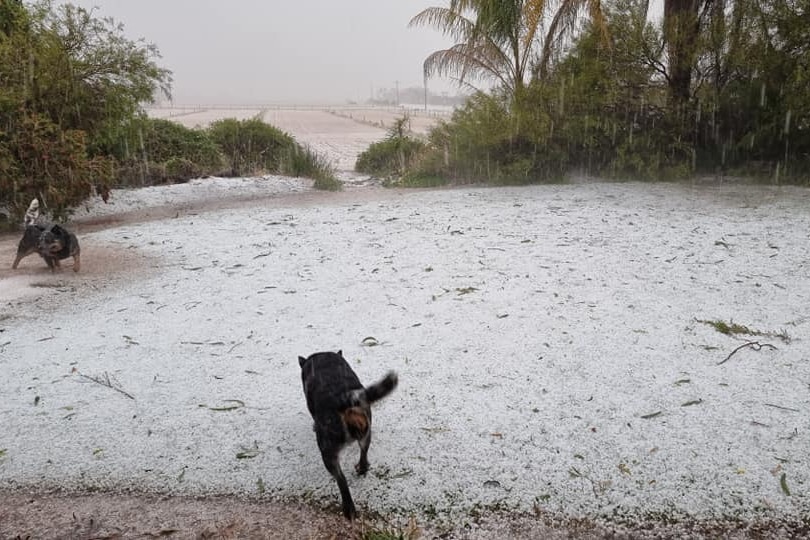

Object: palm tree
[409,0,607,98]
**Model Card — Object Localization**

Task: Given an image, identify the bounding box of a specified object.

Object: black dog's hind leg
[356,429,371,475]
[12,249,34,269]
[321,450,356,520]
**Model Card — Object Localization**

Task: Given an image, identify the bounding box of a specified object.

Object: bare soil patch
[1,490,805,540]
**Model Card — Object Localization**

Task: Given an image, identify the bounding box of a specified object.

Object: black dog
[12,224,81,272]
[299,350,398,519]
[11,224,45,269]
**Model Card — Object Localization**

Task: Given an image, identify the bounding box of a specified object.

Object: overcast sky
[58,1,665,106]
[59,0,459,105]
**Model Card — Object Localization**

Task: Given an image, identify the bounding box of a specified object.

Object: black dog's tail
[338,371,398,411]
[363,371,398,403]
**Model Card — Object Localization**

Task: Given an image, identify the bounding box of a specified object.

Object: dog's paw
[342,501,357,520]
[355,461,369,476]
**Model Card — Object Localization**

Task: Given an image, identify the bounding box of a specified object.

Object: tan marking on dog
[340,407,369,436]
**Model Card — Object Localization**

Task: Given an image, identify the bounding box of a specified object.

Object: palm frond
[409,7,476,43]
[537,0,607,79]
[423,43,512,91]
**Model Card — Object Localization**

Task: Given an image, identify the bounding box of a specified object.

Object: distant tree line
[361,0,810,186]
[366,86,468,107]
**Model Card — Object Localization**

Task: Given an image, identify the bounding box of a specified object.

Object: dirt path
[0,492,355,540]
[2,489,804,540]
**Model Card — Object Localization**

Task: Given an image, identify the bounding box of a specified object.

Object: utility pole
[424,76,428,112]
[395,80,399,106]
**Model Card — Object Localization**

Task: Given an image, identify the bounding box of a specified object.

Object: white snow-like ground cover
[69,174,312,219]
[1,179,809,528]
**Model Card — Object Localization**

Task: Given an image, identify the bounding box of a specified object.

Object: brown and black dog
[298,350,398,520]
[12,223,81,272]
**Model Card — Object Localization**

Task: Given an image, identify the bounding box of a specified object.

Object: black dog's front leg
[321,451,356,520]
[42,256,57,271]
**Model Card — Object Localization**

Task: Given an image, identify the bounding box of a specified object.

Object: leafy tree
[396,0,810,186]
[38,3,172,153]
[410,0,607,99]
[690,0,810,178]
[0,0,172,225]
[542,0,694,179]
[661,0,704,107]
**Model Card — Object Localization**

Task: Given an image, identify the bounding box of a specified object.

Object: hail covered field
[147,105,444,172]
[0,105,808,539]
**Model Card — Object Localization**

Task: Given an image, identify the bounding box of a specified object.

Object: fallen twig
[764,403,800,413]
[72,368,135,400]
[717,341,778,365]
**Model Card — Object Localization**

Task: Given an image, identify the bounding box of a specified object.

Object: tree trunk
[664,0,702,107]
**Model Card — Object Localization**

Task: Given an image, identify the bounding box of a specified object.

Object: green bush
[356,137,427,177]
[107,118,223,186]
[403,92,567,186]
[292,145,341,191]
[164,157,200,182]
[208,117,296,176]
[136,118,223,172]
[0,112,115,224]
[115,159,167,187]
[208,117,340,189]
[356,116,427,178]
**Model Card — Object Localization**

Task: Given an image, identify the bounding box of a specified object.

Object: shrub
[208,117,296,176]
[136,118,223,173]
[292,145,341,191]
[208,117,340,189]
[115,159,167,187]
[355,116,427,178]
[164,157,200,183]
[403,92,567,186]
[107,118,223,186]
[0,112,115,224]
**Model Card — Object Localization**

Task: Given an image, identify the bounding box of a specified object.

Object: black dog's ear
[298,355,307,367]
[50,224,64,235]
[337,349,343,357]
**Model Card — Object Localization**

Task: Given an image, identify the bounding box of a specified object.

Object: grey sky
[63,0,458,104]
[60,1,665,105]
